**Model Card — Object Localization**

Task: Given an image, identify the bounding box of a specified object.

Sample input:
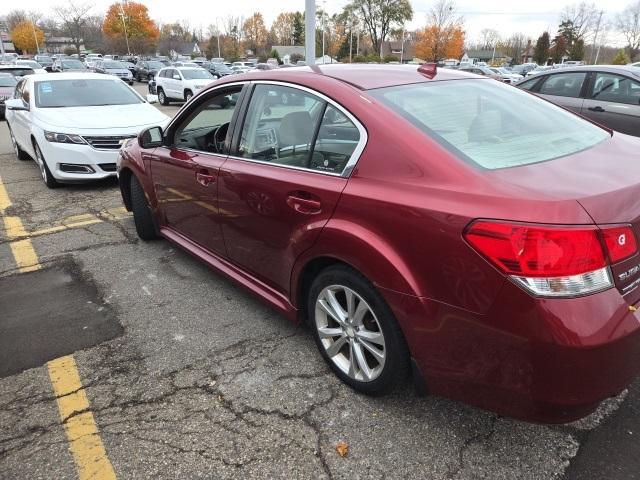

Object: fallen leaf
[336,441,349,457]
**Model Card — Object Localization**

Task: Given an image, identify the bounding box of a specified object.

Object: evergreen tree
[533,32,550,64]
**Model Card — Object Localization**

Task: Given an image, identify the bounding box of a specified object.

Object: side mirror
[138,126,164,149]
[5,98,29,111]
[145,94,158,104]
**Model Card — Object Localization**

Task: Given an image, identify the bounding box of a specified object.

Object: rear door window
[538,72,586,98]
[591,73,640,106]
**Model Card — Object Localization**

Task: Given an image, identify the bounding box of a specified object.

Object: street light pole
[118,1,131,56]
[31,22,40,54]
[304,0,315,65]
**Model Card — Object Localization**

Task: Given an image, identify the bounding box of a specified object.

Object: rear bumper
[382,283,640,423]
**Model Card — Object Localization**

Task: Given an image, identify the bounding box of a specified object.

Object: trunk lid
[490,132,640,302]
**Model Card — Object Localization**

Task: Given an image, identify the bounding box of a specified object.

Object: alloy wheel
[10,129,19,157]
[34,145,47,182]
[314,285,386,382]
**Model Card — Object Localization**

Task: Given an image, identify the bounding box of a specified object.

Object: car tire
[157,88,169,105]
[136,73,141,82]
[147,74,153,82]
[9,127,30,161]
[33,141,58,189]
[184,90,193,102]
[130,175,159,241]
[308,265,410,395]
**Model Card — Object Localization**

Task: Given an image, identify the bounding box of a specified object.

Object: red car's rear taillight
[464,221,638,297]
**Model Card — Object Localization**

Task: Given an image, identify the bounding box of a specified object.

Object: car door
[150,83,246,255]
[11,78,32,152]
[534,71,587,113]
[581,71,640,136]
[167,69,181,98]
[218,82,365,294]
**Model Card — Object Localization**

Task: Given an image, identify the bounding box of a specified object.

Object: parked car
[0,53,19,64]
[14,60,47,75]
[525,65,554,77]
[134,60,165,82]
[489,67,523,84]
[630,62,640,68]
[154,67,215,104]
[118,64,640,423]
[232,61,254,69]
[34,55,54,72]
[121,61,137,75]
[52,58,88,73]
[94,60,134,85]
[254,63,278,71]
[230,65,250,74]
[0,73,19,119]
[458,65,501,80]
[516,65,640,137]
[172,61,200,68]
[192,56,207,65]
[5,72,168,188]
[202,62,235,78]
[0,65,36,78]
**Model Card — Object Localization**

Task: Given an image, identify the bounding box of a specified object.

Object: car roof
[225,64,476,90]
[533,64,640,76]
[27,72,119,81]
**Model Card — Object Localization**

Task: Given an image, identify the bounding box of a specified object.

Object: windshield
[19,61,42,68]
[181,69,213,80]
[103,61,126,69]
[370,79,610,170]
[62,60,86,69]
[147,61,164,69]
[35,79,142,108]
[2,68,34,77]
[0,75,18,87]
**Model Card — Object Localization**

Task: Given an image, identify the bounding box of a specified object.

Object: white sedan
[5,72,168,188]
[15,60,47,75]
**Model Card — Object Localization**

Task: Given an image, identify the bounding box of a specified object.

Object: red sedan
[117,64,640,423]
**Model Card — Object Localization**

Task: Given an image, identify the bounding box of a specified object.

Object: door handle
[286,194,322,214]
[195,171,216,187]
[588,106,605,113]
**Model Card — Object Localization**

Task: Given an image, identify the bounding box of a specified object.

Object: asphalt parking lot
[1,82,639,480]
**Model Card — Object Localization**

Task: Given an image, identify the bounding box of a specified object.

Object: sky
[9,0,632,46]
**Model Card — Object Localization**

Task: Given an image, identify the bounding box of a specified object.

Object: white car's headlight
[44,131,86,144]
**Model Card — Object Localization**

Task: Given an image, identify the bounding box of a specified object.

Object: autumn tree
[103,1,159,54]
[617,1,640,61]
[271,12,296,45]
[415,0,464,62]
[55,1,93,55]
[533,32,550,64]
[242,13,268,55]
[11,21,45,54]
[347,0,412,57]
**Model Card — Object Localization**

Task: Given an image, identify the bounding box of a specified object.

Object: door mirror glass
[138,126,163,149]
[5,98,29,111]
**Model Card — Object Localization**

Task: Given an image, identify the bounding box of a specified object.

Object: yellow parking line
[3,216,41,273]
[48,356,116,480]
[0,176,116,479]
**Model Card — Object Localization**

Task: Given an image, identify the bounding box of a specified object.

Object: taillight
[464,220,637,297]
[602,226,637,263]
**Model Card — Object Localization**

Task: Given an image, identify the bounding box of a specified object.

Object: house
[461,49,511,65]
[381,39,416,63]
[44,36,86,54]
[0,29,16,53]
[157,40,201,60]
[521,40,535,64]
[271,45,305,64]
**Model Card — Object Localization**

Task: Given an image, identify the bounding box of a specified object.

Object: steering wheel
[207,122,229,153]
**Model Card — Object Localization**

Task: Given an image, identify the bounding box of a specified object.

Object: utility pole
[304,0,315,65]
[349,21,353,63]
[118,1,131,56]
[321,1,326,64]
[31,21,40,54]
[400,28,405,64]
[591,10,604,64]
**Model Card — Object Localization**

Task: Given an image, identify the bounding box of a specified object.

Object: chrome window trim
[163,79,368,179]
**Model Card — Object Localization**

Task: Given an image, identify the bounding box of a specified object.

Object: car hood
[34,103,168,129]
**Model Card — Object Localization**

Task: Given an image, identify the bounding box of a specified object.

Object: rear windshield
[0,75,18,87]
[61,60,86,69]
[34,79,142,108]
[1,68,34,77]
[370,79,610,169]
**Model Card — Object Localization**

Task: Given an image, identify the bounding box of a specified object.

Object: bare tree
[347,0,413,57]
[499,33,529,62]
[5,10,29,31]
[479,28,500,49]
[561,2,600,41]
[55,1,92,54]
[617,0,640,60]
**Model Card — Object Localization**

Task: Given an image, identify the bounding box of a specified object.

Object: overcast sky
[12,0,632,45]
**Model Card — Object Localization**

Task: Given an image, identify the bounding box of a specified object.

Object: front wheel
[308,265,410,394]
[157,89,169,105]
[130,175,159,240]
[33,141,58,189]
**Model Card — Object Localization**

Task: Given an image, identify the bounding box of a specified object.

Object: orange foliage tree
[11,21,45,54]
[415,25,465,62]
[103,2,160,54]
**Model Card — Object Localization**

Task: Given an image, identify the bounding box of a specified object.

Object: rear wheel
[9,127,29,160]
[308,265,410,394]
[130,175,159,240]
[157,88,169,105]
[33,141,58,189]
